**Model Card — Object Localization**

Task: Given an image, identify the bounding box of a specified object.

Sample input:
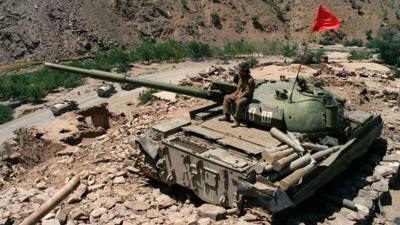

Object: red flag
[312,5,341,32]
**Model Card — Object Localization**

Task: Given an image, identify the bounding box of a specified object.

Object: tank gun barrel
[44,63,224,101]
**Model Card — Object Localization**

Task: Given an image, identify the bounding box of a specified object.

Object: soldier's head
[239,62,250,78]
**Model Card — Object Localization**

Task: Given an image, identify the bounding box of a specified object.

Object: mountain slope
[0,0,399,63]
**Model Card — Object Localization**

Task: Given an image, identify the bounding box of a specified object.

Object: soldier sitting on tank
[218,62,255,127]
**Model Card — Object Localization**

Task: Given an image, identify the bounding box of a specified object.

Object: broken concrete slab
[198,204,227,221]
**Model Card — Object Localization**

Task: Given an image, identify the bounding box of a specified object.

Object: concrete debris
[198,204,227,221]
[0,62,399,225]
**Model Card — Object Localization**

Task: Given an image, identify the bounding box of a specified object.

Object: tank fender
[135,136,159,159]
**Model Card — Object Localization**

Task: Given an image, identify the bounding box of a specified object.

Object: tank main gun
[44,62,227,102]
[45,62,346,133]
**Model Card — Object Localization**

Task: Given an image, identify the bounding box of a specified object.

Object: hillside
[1,0,399,63]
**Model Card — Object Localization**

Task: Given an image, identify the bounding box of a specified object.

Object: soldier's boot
[231,119,240,128]
[218,113,231,122]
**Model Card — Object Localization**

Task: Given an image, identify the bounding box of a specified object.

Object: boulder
[197,204,227,221]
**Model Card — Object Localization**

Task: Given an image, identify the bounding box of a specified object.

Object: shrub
[157,40,187,62]
[0,105,13,125]
[92,47,131,72]
[282,43,298,58]
[222,41,255,58]
[368,27,400,66]
[343,38,364,47]
[365,29,373,40]
[130,40,158,63]
[138,89,159,105]
[251,15,259,23]
[351,0,362,10]
[0,69,84,103]
[296,45,326,65]
[187,41,212,60]
[210,12,221,28]
[319,38,335,45]
[246,58,259,68]
[254,40,282,55]
[347,50,372,60]
[181,0,188,9]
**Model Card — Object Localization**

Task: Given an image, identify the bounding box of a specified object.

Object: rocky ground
[0,60,399,225]
[1,0,399,63]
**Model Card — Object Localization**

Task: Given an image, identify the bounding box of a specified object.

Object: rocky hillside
[1,0,399,63]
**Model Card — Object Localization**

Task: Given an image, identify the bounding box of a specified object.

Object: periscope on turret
[44,62,383,212]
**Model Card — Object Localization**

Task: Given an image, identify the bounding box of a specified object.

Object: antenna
[288,44,309,102]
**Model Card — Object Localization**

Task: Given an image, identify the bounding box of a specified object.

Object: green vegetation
[251,15,260,23]
[367,27,400,66]
[253,40,283,55]
[263,0,287,23]
[246,58,259,68]
[365,29,373,40]
[319,38,335,46]
[0,105,13,125]
[210,12,221,28]
[343,38,364,47]
[351,0,362,10]
[1,39,303,104]
[347,50,372,60]
[282,43,298,58]
[0,68,84,103]
[138,89,159,105]
[396,10,400,21]
[180,0,188,10]
[187,41,212,61]
[295,44,326,64]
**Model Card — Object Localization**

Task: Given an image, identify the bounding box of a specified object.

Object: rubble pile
[0,63,399,225]
[282,139,400,225]
[179,65,230,88]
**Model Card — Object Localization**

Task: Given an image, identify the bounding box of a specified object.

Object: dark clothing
[222,76,255,119]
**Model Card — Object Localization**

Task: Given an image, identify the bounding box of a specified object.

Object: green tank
[45,62,383,212]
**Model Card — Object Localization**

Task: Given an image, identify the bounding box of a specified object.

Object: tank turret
[45,63,345,134]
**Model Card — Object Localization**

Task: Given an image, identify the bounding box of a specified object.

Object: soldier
[219,62,255,127]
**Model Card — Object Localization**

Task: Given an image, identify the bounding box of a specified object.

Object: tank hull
[134,105,383,213]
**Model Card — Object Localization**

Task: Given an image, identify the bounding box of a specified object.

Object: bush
[0,69,84,103]
[347,50,372,60]
[246,58,259,68]
[282,43,298,58]
[92,47,130,72]
[319,38,335,45]
[343,38,364,47]
[254,40,282,55]
[138,89,159,105]
[220,41,255,59]
[296,45,326,65]
[187,42,212,60]
[251,15,259,23]
[0,105,13,125]
[181,0,188,9]
[210,12,221,28]
[365,29,373,40]
[368,27,400,66]
[157,40,187,62]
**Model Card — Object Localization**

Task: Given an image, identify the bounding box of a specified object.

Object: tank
[49,99,79,116]
[44,62,383,212]
[97,83,116,97]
